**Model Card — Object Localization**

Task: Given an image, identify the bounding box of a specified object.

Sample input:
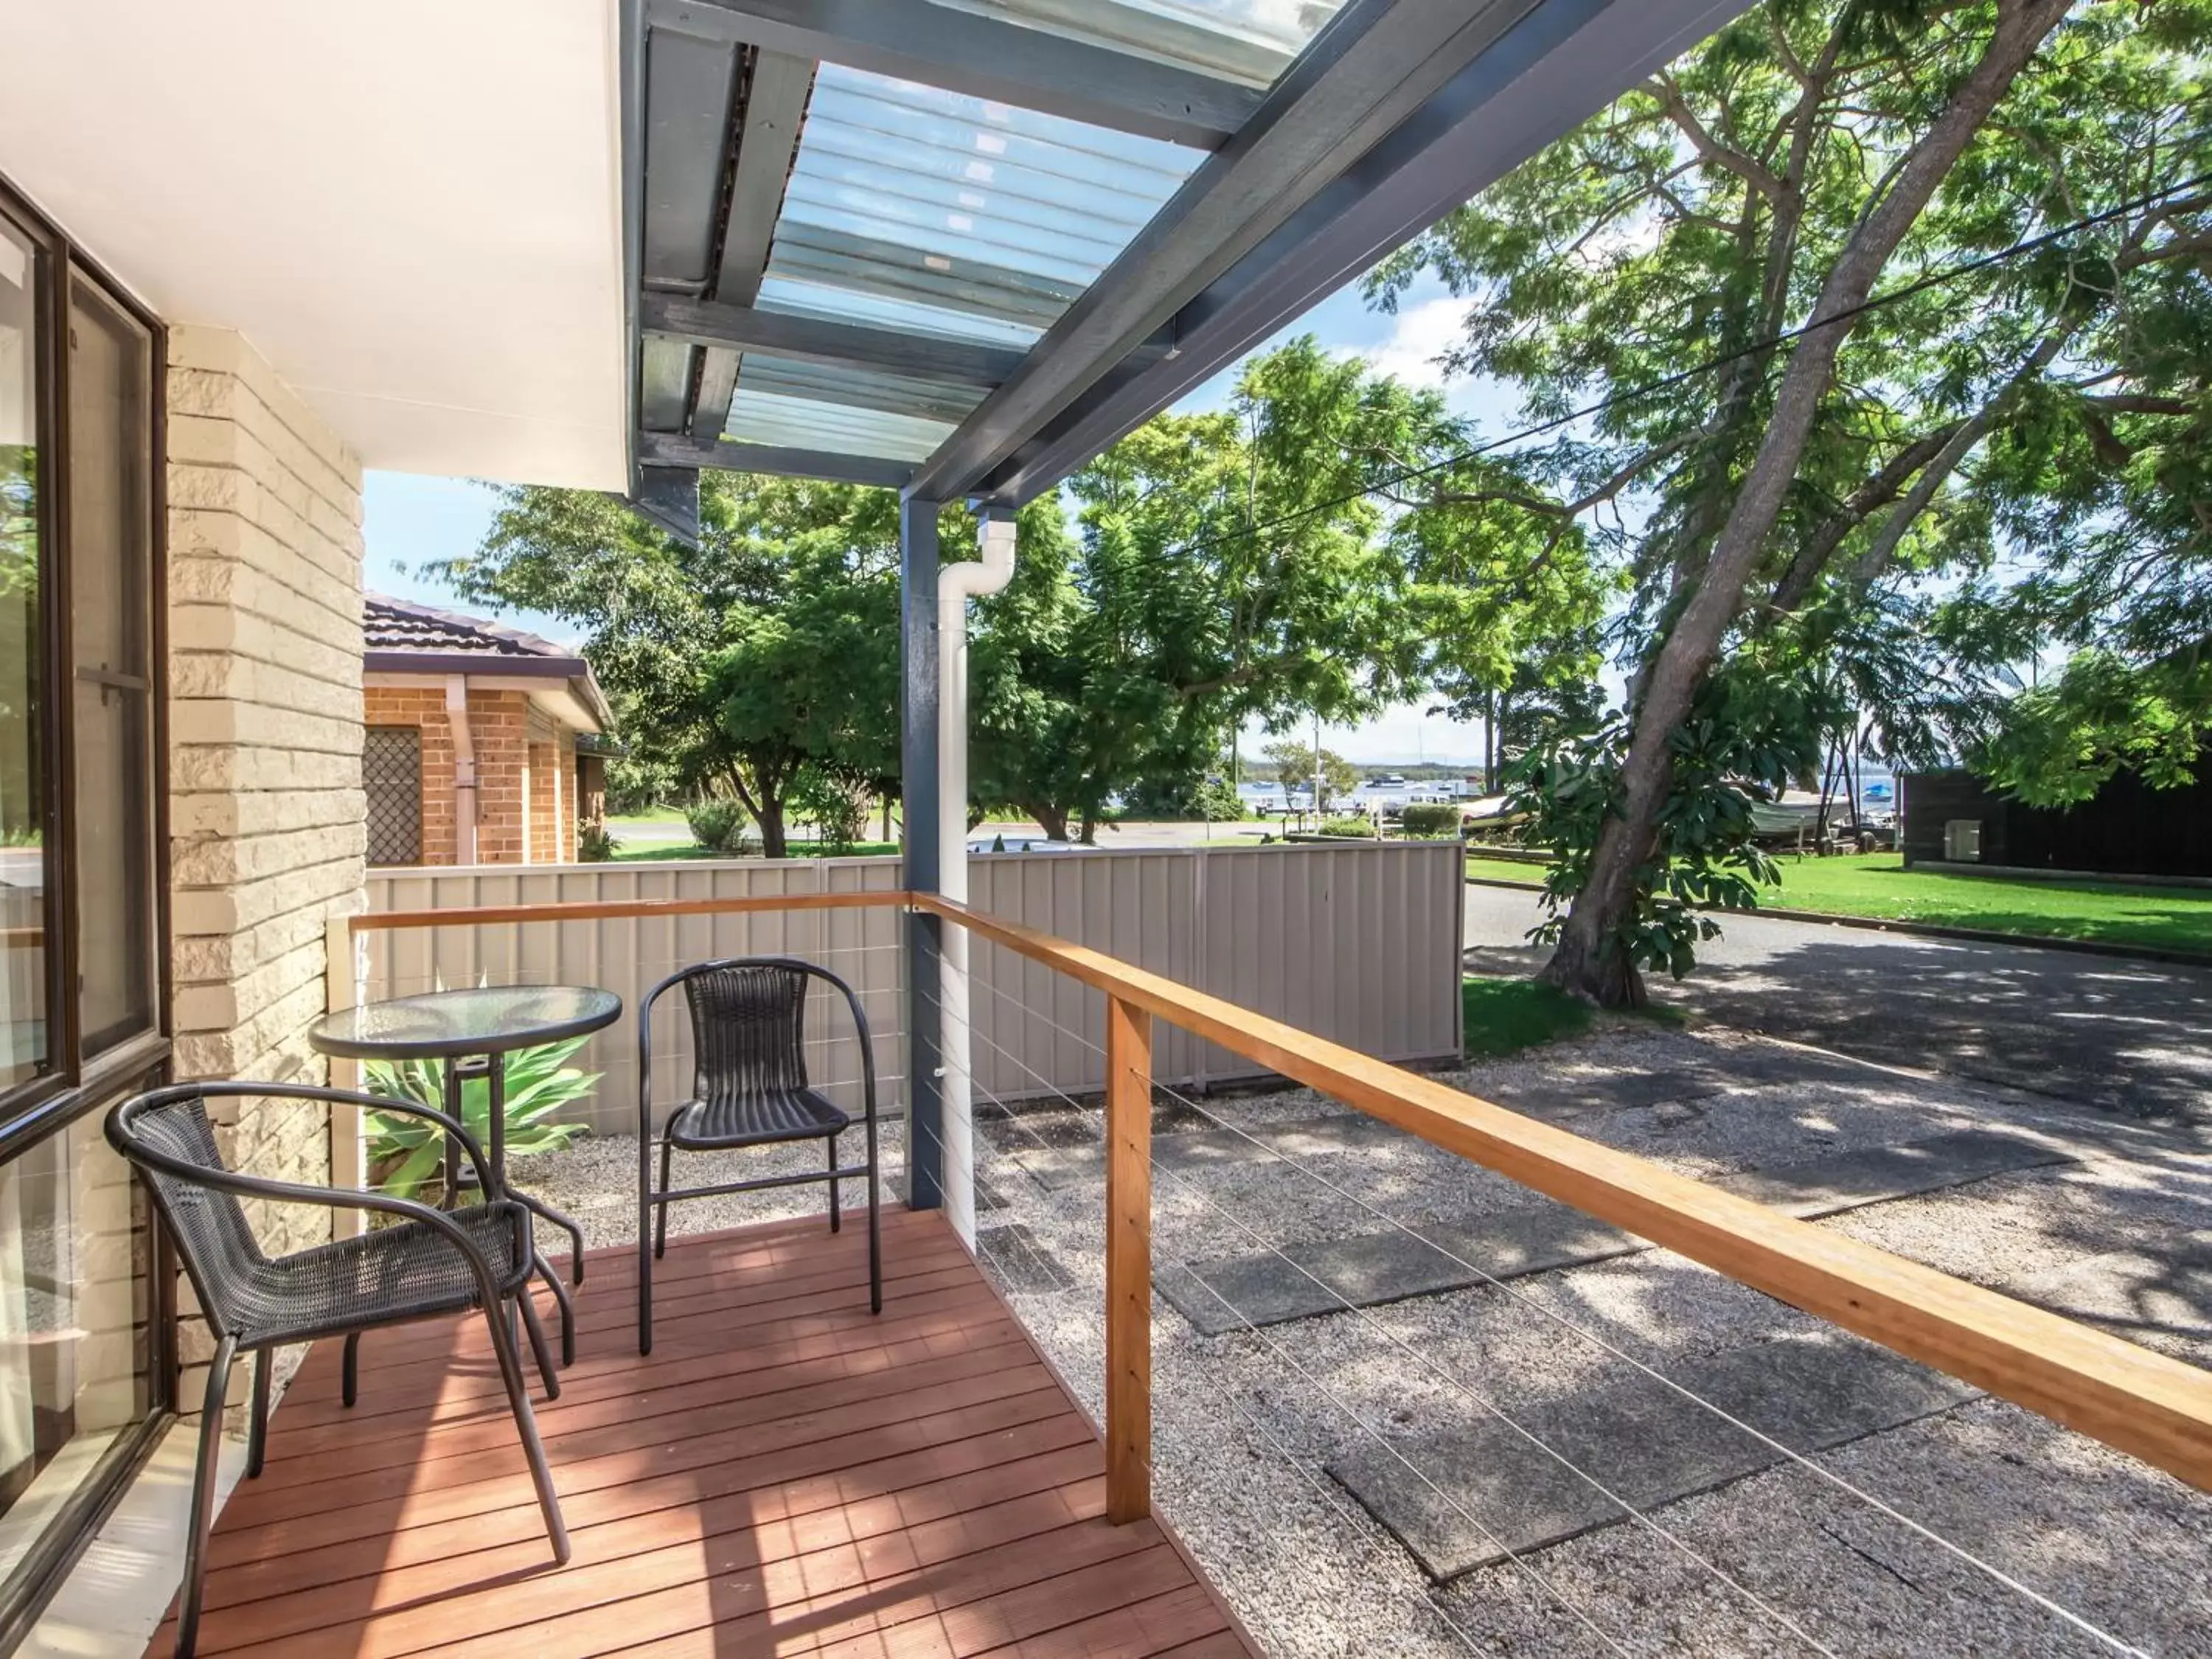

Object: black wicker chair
[107,1082,571,1658]
[637,957,881,1354]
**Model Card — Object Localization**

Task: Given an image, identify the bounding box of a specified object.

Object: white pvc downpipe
[936,510,1018,1244]
[445,675,479,865]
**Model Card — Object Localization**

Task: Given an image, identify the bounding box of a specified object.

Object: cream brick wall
[166,326,366,1413]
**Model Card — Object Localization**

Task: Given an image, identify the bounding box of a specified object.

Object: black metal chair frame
[636,956,882,1355]
[108,1081,571,1658]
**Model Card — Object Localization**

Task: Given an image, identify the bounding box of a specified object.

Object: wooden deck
[152,1206,1255,1659]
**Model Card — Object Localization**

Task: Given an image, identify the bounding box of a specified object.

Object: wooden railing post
[1104,992,1152,1523]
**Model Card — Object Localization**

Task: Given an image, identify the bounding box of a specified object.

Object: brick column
[166,327,366,1411]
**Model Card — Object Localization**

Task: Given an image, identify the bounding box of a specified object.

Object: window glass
[0,1109,151,1584]
[0,218,45,1092]
[66,282,156,1056]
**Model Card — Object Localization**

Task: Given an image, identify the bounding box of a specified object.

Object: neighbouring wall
[167,325,366,1410]
[361,683,582,866]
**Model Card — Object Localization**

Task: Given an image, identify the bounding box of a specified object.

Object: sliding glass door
[0,175,167,1641]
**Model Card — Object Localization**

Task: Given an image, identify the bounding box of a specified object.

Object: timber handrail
[914,894,2212,1496]
[340,888,2212,1500]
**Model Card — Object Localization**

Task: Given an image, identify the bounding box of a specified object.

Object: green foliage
[1119,771,1245,821]
[577,821,617,863]
[432,474,901,858]
[970,339,1604,840]
[1978,649,2212,807]
[788,765,869,852]
[1512,652,1826,981]
[364,1038,597,1201]
[1262,739,1360,810]
[1400,802,1462,838]
[1316,818,1378,838]
[684,797,750,855]
[1369,0,2211,999]
[603,757,675,816]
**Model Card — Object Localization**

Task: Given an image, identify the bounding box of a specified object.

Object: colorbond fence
[354,838,1466,1135]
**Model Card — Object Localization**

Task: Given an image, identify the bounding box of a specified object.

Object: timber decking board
[150,1208,1256,1659]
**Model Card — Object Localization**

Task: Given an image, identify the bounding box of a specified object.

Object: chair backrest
[685,961,813,1106]
[106,1089,266,1340]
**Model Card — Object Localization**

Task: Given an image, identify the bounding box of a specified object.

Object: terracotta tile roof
[364,594,575,660]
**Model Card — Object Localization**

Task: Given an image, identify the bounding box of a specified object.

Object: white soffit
[0,1,627,489]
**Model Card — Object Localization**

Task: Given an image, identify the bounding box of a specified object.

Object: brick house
[361,596,613,867]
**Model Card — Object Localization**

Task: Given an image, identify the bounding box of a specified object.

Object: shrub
[577,821,617,862]
[1121,773,1245,821]
[365,1037,597,1203]
[685,797,750,854]
[1400,802,1462,838]
[1318,817,1378,838]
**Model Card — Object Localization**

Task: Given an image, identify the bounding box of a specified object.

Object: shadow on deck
[149,1207,1252,1658]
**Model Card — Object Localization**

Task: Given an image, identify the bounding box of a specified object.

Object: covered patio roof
[625,0,1754,525]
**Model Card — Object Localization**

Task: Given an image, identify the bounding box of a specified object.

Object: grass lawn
[610,840,899,863]
[1470,849,2212,955]
[1465,854,1548,887]
[1462,975,1592,1057]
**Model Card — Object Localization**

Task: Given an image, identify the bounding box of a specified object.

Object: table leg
[491,1051,589,1287]
[440,1060,465,1208]
[486,1054,509,1198]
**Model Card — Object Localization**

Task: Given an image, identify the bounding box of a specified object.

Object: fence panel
[361,838,1465,1133]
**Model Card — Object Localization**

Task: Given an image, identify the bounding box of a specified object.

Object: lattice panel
[364,726,422,866]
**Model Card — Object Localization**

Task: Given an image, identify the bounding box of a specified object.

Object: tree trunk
[757,800,788,858]
[1543,0,2069,1007]
[1026,801,1071,842]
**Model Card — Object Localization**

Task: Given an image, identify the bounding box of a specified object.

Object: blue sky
[362,274,1520,765]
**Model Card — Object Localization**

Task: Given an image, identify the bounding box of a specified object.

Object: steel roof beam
[618,465,703,546]
[902,0,1544,504]
[984,0,1756,504]
[689,47,814,441]
[639,429,915,490]
[644,0,1260,150]
[646,294,1029,387]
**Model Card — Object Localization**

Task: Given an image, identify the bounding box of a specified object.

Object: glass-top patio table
[309,984,621,1320]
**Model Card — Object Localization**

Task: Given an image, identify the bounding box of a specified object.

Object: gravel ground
[511,1026,2212,1657]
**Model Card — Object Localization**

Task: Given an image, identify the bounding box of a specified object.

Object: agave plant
[364,1037,597,1202]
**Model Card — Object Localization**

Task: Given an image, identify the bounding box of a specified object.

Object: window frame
[0,167,175,1646]
[0,170,171,1135]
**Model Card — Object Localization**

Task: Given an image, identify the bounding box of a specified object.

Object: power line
[1076,167,2212,575]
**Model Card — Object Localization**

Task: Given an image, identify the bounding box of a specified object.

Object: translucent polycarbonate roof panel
[755,63,1205,351]
[735,359,990,428]
[723,356,990,459]
[725,386,959,463]
[924,0,1345,88]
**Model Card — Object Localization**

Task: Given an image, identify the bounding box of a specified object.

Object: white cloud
[1360,296,1466,389]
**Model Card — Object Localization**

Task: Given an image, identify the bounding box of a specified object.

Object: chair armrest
[348,1092,499,1196]
[188,1079,498,1197]
[120,1141,517,1310]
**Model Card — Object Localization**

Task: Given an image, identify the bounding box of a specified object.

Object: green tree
[1375,0,2202,1004]
[431,473,901,858]
[1262,739,1359,812]
[969,338,1601,838]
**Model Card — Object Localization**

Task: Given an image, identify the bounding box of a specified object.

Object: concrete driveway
[1465,881,2212,1132]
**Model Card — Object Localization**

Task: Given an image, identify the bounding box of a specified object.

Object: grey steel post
[900,494,944,1210]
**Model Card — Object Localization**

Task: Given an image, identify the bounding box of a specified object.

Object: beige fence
[357,839,1466,1135]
